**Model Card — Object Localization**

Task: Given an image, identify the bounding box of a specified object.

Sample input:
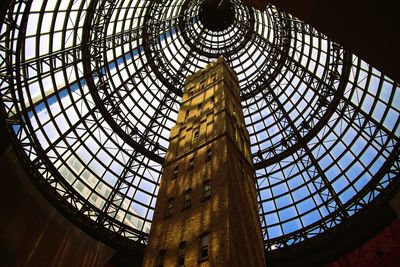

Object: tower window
[206,149,212,161]
[203,180,211,200]
[157,250,166,267]
[184,189,192,209]
[173,166,178,180]
[198,103,202,110]
[189,158,194,170]
[199,233,209,260]
[185,110,189,120]
[210,96,215,103]
[178,241,186,267]
[166,198,174,217]
[193,130,199,142]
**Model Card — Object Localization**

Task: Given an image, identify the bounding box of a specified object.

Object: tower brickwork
[143,56,265,267]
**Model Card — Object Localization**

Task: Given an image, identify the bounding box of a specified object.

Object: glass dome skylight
[0,0,399,252]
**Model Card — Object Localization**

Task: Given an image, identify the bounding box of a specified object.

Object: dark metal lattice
[0,0,399,253]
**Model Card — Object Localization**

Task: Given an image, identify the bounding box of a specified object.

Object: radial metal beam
[264,85,350,218]
[81,0,165,164]
[253,33,352,169]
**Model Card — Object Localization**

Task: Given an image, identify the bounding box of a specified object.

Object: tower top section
[167,55,252,165]
[185,55,238,85]
[183,56,240,104]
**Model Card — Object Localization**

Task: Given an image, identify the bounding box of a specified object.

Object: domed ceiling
[0,0,399,253]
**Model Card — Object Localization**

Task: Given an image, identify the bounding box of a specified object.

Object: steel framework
[0,0,399,258]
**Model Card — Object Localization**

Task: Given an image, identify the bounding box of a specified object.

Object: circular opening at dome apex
[198,0,236,31]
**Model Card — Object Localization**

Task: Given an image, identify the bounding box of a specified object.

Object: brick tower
[143,56,265,267]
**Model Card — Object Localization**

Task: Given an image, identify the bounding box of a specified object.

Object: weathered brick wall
[227,136,266,267]
[144,137,231,266]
